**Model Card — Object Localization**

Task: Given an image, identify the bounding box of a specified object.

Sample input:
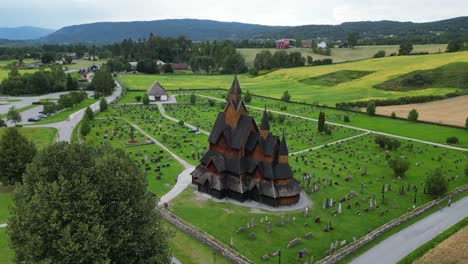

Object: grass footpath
[398,217,468,264]
[32,98,98,125]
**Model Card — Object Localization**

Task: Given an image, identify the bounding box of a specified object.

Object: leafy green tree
[222,53,247,74]
[398,42,413,55]
[43,102,59,114]
[143,94,150,105]
[80,118,91,136]
[8,143,171,263]
[281,90,291,102]
[348,32,359,48]
[41,52,56,64]
[135,95,142,102]
[66,73,77,91]
[366,101,376,115]
[387,155,409,177]
[244,90,252,103]
[162,63,174,73]
[426,169,448,197]
[90,69,115,97]
[446,38,464,52]
[391,112,397,119]
[85,106,94,121]
[190,94,196,105]
[408,109,419,121]
[446,137,459,145]
[318,112,326,133]
[100,98,108,111]
[307,55,313,66]
[7,106,21,125]
[373,50,386,58]
[0,119,6,127]
[0,128,36,185]
[248,68,258,76]
[64,56,73,64]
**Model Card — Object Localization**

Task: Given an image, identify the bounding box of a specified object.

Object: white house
[147,81,168,101]
[317,41,327,48]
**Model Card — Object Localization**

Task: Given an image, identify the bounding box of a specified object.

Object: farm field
[118,51,468,106]
[414,225,468,264]
[375,95,468,127]
[238,44,448,66]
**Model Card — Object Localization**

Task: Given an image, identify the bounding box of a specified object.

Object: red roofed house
[275,39,289,49]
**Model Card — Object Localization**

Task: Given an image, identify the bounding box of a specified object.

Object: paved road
[29,83,122,142]
[197,94,468,152]
[351,196,468,264]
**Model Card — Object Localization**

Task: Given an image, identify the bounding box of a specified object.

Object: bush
[190,94,196,105]
[402,73,433,87]
[85,107,94,121]
[366,101,376,115]
[387,155,409,177]
[142,94,150,105]
[343,116,350,122]
[277,114,286,123]
[134,95,142,102]
[208,99,215,107]
[391,112,397,119]
[281,90,291,102]
[446,137,459,145]
[408,109,419,121]
[178,120,184,126]
[100,98,108,111]
[244,90,252,103]
[465,164,468,176]
[248,68,258,76]
[80,118,91,136]
[426,169,448,197]
[375,135,401,150]
[373,50,386,58]
[465,117,468,130]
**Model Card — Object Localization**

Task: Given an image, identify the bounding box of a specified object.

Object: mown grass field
[118,51,468,106]
[238,44,448,66]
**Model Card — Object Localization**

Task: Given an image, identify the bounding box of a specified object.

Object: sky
[0,0,466,29]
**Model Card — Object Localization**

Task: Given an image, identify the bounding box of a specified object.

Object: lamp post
[278,250,281,264]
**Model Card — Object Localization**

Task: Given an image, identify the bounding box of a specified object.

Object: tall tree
[426,168,448,197]
[66,73,77,91]
[281,90,291,102]
[85,106,95,121]
[388,155,409,178]
[318,111,326,133]
[6,106,21,125]
[143,94,150,105]
[347,32,359,48]
[0,128,36,185]
[366,101,376,115]
[100,98,108,111]
[8,143,171,263]
[408,109,419,121]
[90,69,115,97]
[398,42,413,55]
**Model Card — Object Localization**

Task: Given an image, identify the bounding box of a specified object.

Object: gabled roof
[147,81,167,96]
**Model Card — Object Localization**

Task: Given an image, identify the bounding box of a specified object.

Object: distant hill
[0,26,55,40]
[36,16,468,44]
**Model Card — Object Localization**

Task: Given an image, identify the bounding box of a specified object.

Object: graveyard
[78,83,467,263]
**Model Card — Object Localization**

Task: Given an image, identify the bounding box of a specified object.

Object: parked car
[37,114,48,119]
[27,117,41,122]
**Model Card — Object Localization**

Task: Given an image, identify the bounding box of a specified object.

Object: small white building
[317,41,327,48]
[147,81,168,101]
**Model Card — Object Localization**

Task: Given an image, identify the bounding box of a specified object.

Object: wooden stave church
[191,76,300,207]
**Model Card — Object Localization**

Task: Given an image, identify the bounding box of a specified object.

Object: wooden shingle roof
[147,81,167,96]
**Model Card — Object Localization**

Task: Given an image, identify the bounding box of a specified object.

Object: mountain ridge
[0,26,55,40]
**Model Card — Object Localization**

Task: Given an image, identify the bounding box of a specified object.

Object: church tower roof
[260,107,270,131]
[279,130,289,156]
[229,75,242,95]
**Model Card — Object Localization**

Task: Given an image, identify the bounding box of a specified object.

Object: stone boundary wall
[156,208,254,264]
[316,184,468,264]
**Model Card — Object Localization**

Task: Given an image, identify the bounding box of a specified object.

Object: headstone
[266,222,272,233]
[338,203,342,214]
[286,238,302,249]
[236,227,246,234]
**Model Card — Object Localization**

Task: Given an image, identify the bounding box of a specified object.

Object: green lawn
[32,99,98,125]
[64,59,107,71]
[238,44,448,66]
[0,229,13,264]
[164,221,231,264]
[0,127,56,149]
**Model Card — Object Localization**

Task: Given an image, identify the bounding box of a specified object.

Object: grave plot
[165,94,363,153]
[100,104,208,166]
[84,117,185,197]
[168,134,468,263]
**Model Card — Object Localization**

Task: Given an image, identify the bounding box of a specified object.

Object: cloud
[0,0,466,28]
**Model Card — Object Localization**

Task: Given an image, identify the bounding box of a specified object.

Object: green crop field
[238,44,448,66]
[118,51,468,106]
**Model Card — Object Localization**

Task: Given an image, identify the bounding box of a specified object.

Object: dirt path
[375,95,468,127]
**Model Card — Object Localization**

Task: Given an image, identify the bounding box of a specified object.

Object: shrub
[142,94,150,105]
[277,114,286,123]
[80,118,91,136]
[426,169,448,197]
[244,90,252,103]
[391,112,396,119]
[178,120,184,126]
[343,116,350,122]
[465,117,468,130]
[208,99,215,107]
[373,50,386,58]
[408,109,419,121]
[134,95,142,102]
[366,101,376,115]
[375,135,401,150]
[402,73,433,87]
[248,68,258,76]
[281,90,291,102]
[100,98,108,111]
[464,164,468,177]
[387,155,409,177]
[446,137,459,145]
[85,106,94,121]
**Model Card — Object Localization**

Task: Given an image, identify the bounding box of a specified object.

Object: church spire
[228,74,242,102]
[260,107,270,139]
[279,130,289,163]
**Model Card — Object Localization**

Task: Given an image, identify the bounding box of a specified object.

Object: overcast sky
[1,0,466,29]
